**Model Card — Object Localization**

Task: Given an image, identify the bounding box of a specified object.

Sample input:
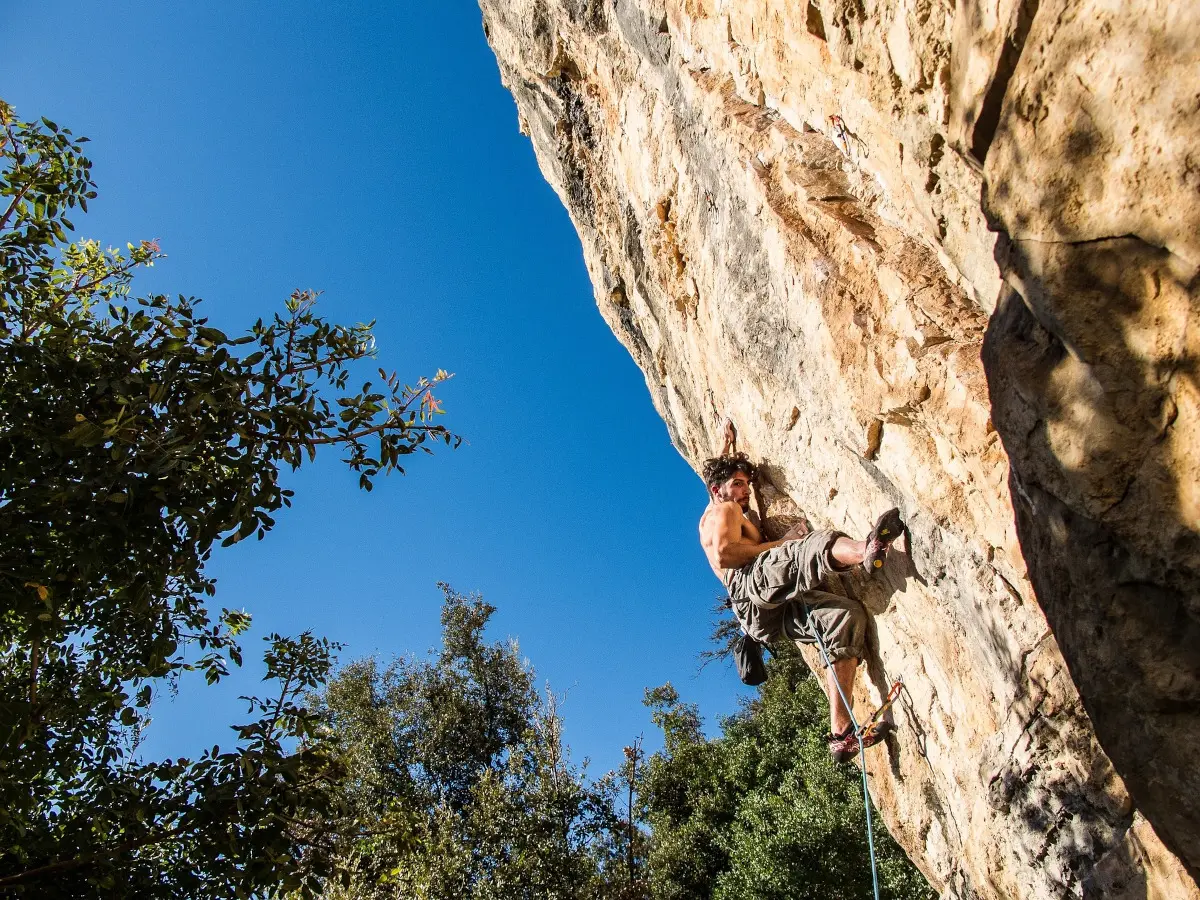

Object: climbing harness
[800,591,900,900]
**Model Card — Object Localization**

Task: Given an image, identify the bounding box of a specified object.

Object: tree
[0,100,459,897]
[641,648,933,900]
[311,585,618,899]
[590,736,652,900]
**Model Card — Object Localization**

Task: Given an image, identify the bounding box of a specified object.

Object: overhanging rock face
[478,1,1200,896]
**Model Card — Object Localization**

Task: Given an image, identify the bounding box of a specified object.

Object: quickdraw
[858,679,903,742]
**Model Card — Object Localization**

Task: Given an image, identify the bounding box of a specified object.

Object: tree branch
[0,830,179,886]
[278,355,359,378]
[18,254,151,342]
[0,155,47,232]
[0,180,33,233]
[266,656,300,736]
[28,633,40,717]
[302,422,449,447]
[55,254,148,305]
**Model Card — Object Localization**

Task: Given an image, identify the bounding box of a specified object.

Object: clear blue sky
[2,3,750,777]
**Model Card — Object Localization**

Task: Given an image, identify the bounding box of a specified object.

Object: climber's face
[713,470,752,510]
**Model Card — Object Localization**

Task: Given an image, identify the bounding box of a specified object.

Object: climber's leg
[828,657,858,735]
[785,509,904,573]
[825,655,893,755]
[860,507,905,572]
[745,529,849,604]
[792,591,869,662]
[830,536,867,568]
[784,589,869,733]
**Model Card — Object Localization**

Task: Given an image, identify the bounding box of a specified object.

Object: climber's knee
[787,591,868,665]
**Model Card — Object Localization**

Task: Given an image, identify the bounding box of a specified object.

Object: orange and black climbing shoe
[827,727,859,763]
[827,721,895,763]
[862,507,904,573]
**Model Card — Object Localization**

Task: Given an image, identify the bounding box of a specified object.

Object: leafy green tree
[0,101,458,897]
[641,649,933,900]
[311,585,618,899]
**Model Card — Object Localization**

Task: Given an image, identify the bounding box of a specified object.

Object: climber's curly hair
[701,453,758,493]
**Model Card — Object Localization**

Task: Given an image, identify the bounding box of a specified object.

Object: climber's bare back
[699,500,762,581]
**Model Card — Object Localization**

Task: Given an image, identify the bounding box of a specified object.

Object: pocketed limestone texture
[478,1,1199,897]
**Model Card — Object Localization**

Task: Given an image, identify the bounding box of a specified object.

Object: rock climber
[698,429,904,762]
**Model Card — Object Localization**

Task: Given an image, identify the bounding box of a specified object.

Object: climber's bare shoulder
[699,501,763,577]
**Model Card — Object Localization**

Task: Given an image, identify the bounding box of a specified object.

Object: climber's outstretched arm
[719,418,737,457]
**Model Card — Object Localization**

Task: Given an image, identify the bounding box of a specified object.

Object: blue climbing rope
[801,597,885,900]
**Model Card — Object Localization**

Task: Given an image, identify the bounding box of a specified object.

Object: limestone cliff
[478,1,1200,897]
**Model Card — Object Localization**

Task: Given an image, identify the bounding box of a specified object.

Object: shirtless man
[698,452,904,761]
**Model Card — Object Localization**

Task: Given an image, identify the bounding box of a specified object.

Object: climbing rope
[800,595,901,900]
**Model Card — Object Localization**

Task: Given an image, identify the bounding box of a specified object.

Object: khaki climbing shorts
[727,529,868,665]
